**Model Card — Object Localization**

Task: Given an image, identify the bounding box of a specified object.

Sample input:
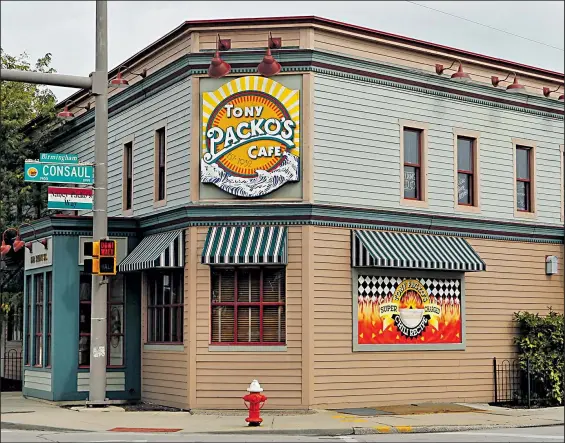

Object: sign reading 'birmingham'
[201,76,301,198]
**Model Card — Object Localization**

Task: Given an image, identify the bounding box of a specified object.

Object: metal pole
[0,70,92,89]
[88,0,109,406]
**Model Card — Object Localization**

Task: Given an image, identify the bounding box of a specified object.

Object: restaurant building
[20,16,564,409]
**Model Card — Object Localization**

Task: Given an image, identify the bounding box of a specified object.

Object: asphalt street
[1,426,564,442]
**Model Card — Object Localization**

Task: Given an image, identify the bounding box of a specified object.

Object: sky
[1,1,563,102]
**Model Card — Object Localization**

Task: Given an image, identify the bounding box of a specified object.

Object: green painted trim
[20,204,563,244]
[134,203,563,244]
[19,217,138,240]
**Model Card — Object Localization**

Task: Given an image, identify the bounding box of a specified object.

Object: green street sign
[40,153,79,164]
[24,161,94,184]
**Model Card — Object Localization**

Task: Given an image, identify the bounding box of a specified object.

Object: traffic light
[83,239,117,276]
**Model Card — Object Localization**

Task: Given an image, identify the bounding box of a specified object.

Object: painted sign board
[24,161,94,184]
[355,276,463,350]
[47,186,93,210]
[24,236,53,270]
[201,75,300,198]
[40,153,79,164]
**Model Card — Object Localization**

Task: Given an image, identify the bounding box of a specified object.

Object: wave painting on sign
[357,276,462,346]
[201,76,300,198]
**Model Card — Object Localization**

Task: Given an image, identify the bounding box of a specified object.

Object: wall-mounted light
[0,227,25,257]
[543,84,563,99]
[491,72,525,93]
[208,34,232,79]
[57,99,93,121]
[545,255,558,275]
[435,60,471,82]
[109,65,146,89]
[57,100,75,120]
[257,32,282,77]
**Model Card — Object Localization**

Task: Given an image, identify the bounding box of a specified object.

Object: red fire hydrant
[243,379,267,426]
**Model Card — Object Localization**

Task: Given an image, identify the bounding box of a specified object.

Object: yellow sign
[201,76,300,197]
[378,279,441,338]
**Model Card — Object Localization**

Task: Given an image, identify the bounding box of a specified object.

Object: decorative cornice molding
[19,216,138,240]
[21,204,563,244]
[137,203,563,244]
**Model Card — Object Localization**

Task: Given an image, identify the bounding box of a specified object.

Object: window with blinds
[211,267,286,345]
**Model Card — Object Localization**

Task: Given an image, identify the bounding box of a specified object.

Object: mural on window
[357,276,462,347]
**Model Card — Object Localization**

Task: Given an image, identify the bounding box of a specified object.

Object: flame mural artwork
[356,276,462,347]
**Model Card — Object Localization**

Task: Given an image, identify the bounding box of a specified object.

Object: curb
[353,422,565,435]
[3,420,563,436]
[1,422,90,433]
[202,421,565,436]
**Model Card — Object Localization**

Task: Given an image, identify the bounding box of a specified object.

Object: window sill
[122,209,134,217]
[400,198,429,209]
[514,210,537,220]
[455,204,481,214]
[153,199,167,209]
[143,343,185,352]
[208,345,287,352]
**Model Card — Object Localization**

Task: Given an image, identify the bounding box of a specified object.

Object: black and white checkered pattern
[357,275,461,304]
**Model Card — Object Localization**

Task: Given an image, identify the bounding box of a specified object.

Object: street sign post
[24,161,94,184]
[47,186,93,211]
[40,153,79,164]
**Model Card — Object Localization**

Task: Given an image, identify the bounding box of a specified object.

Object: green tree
[0,48,58,238]
[1,49,58,322]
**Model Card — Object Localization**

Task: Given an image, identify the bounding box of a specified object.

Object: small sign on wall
[24,237,53,270]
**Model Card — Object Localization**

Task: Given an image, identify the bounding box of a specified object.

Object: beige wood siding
[311,226,564,408]
[198,29,301,51]
[194,226,303,408]
[313,28,559,94]
[140,230,190,409]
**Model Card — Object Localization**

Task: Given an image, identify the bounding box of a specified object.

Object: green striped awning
[201,226,288,265]
[118,230,183,272]
[352,230,486,272]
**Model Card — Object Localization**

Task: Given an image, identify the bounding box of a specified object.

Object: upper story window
[210,267,286,346]
[123,141,133,211]
[457,137,475,206]
[516,146,532,212]
[155,127,166,203]
[403,128,422,200]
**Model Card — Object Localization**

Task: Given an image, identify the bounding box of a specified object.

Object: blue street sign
[24,161,94,184]
[39,153,79,164]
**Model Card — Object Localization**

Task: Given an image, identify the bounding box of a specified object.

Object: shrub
[514,309,564,405]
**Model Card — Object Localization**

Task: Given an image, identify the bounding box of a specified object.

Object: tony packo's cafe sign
[201,76,300,197]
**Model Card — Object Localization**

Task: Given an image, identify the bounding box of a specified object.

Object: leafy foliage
[1,49,59,319]
[514,309,564,405]
[0,48,58,237]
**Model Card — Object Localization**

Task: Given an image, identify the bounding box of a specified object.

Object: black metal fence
[493,357,561,408]
[1,349,22,392]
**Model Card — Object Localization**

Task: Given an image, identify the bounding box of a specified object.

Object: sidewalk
[1,392,563,436]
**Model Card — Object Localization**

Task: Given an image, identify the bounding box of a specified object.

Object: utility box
[545,255,558,275]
